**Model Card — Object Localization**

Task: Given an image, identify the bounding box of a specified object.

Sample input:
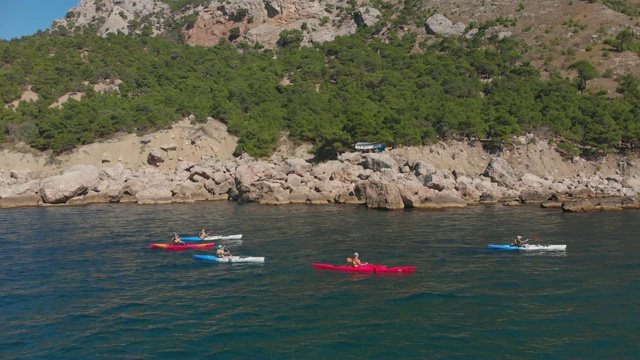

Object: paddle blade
[532,236,539,241]
[346,257,353,263]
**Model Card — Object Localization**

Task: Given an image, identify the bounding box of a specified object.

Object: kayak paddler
[511,235,528,247]
[172,232,185,245]
[199,228,208,239]
[216,244,232,259]
[351,252,368,267]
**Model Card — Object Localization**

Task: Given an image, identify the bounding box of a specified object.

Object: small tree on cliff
[568,60,599,93]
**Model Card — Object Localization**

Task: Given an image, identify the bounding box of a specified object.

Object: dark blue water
[0,202,638,359]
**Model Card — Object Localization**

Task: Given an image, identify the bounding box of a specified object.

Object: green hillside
[1,5,640,159]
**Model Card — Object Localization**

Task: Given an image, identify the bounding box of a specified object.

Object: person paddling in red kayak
[351,252,368,267]
[172,232,186,245]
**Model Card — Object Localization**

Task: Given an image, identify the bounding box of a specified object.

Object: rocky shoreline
[2,136,640,213]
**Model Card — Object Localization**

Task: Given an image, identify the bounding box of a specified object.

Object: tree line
[1,24,640,159]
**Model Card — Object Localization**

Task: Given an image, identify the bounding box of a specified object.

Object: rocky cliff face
[53,0,640,84]
[55,0,382,48]
[55,0,170,37]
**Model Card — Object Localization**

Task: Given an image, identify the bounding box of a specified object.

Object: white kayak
[181,234,243,242]
[193,255,265,263]
[488,244,567,251]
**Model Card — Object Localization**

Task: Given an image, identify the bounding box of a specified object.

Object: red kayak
[150,243,215,250]
[313,263,417,273]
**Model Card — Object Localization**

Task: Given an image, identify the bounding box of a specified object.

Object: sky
[0,0,80,40]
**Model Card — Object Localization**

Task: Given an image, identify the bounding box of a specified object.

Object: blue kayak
[488,244,567,251]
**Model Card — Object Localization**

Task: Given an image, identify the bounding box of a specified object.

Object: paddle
[222,241,233,258]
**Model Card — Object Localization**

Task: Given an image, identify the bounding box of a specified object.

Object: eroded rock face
[484,157,518,188]
[4,134,640,211]
[357,179,404,210]
[40,165,100,204]
[425,14,466,37]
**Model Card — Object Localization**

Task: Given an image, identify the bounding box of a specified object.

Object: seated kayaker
[216,244,231,258]
[511,235,527,247]
[199,228,208,239]
[172,232,185,245]
[351,252,368,267]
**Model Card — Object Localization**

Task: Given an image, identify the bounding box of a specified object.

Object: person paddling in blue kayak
[172,232,186,245]
[199,228,208,239]
[351,252,368,267]
[511,235,528,247]
[216,244,232,259]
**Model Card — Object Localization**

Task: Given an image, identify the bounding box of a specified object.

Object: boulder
[283,158,312,176]
[519,188,552,204]
[40,165,100,204]
[362,153,397,172]
[416,190,467,209]
[425,14,466,37]
[357,179,404,210]
[147,149,164,166]
[483,157,518,188]
[354,7,382,28]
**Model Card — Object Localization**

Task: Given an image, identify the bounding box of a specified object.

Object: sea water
[0,202,638,359]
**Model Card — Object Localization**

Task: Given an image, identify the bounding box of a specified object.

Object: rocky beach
[1,118,639,212]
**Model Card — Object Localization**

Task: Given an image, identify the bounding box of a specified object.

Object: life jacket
[352,260,359,267]
[216,249,224,258]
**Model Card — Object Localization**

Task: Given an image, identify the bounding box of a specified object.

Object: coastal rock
[519,188,552,204]
[283,158,312,176]
[40,165,100,204]
[0,194,41,208]
[416,190,467,209]
[357,179,404,210]
[561,199,600,213]
[362,153,397,172]
[484,157,518,188]
[136,187,173,204]
[172,181,210,201]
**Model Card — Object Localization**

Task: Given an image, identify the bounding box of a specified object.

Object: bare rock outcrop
[484,157,519,188]
[425,14,466,37]
[40,165,100,204]
[357,179,404,210]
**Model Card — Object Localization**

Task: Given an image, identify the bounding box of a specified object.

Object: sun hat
[354,252,359,256]
[218,245,224,248]
[517,236,522,239]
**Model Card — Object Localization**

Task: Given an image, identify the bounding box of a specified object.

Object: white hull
[193,255,264,263]
[203,234,242,240]
[520,244,566,251]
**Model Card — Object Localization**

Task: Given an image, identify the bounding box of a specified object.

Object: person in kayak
[172,232,185,245]
[199,228,208,239]
[216,244,232,258]
[351,252,368,267]
[511,235,528,247]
